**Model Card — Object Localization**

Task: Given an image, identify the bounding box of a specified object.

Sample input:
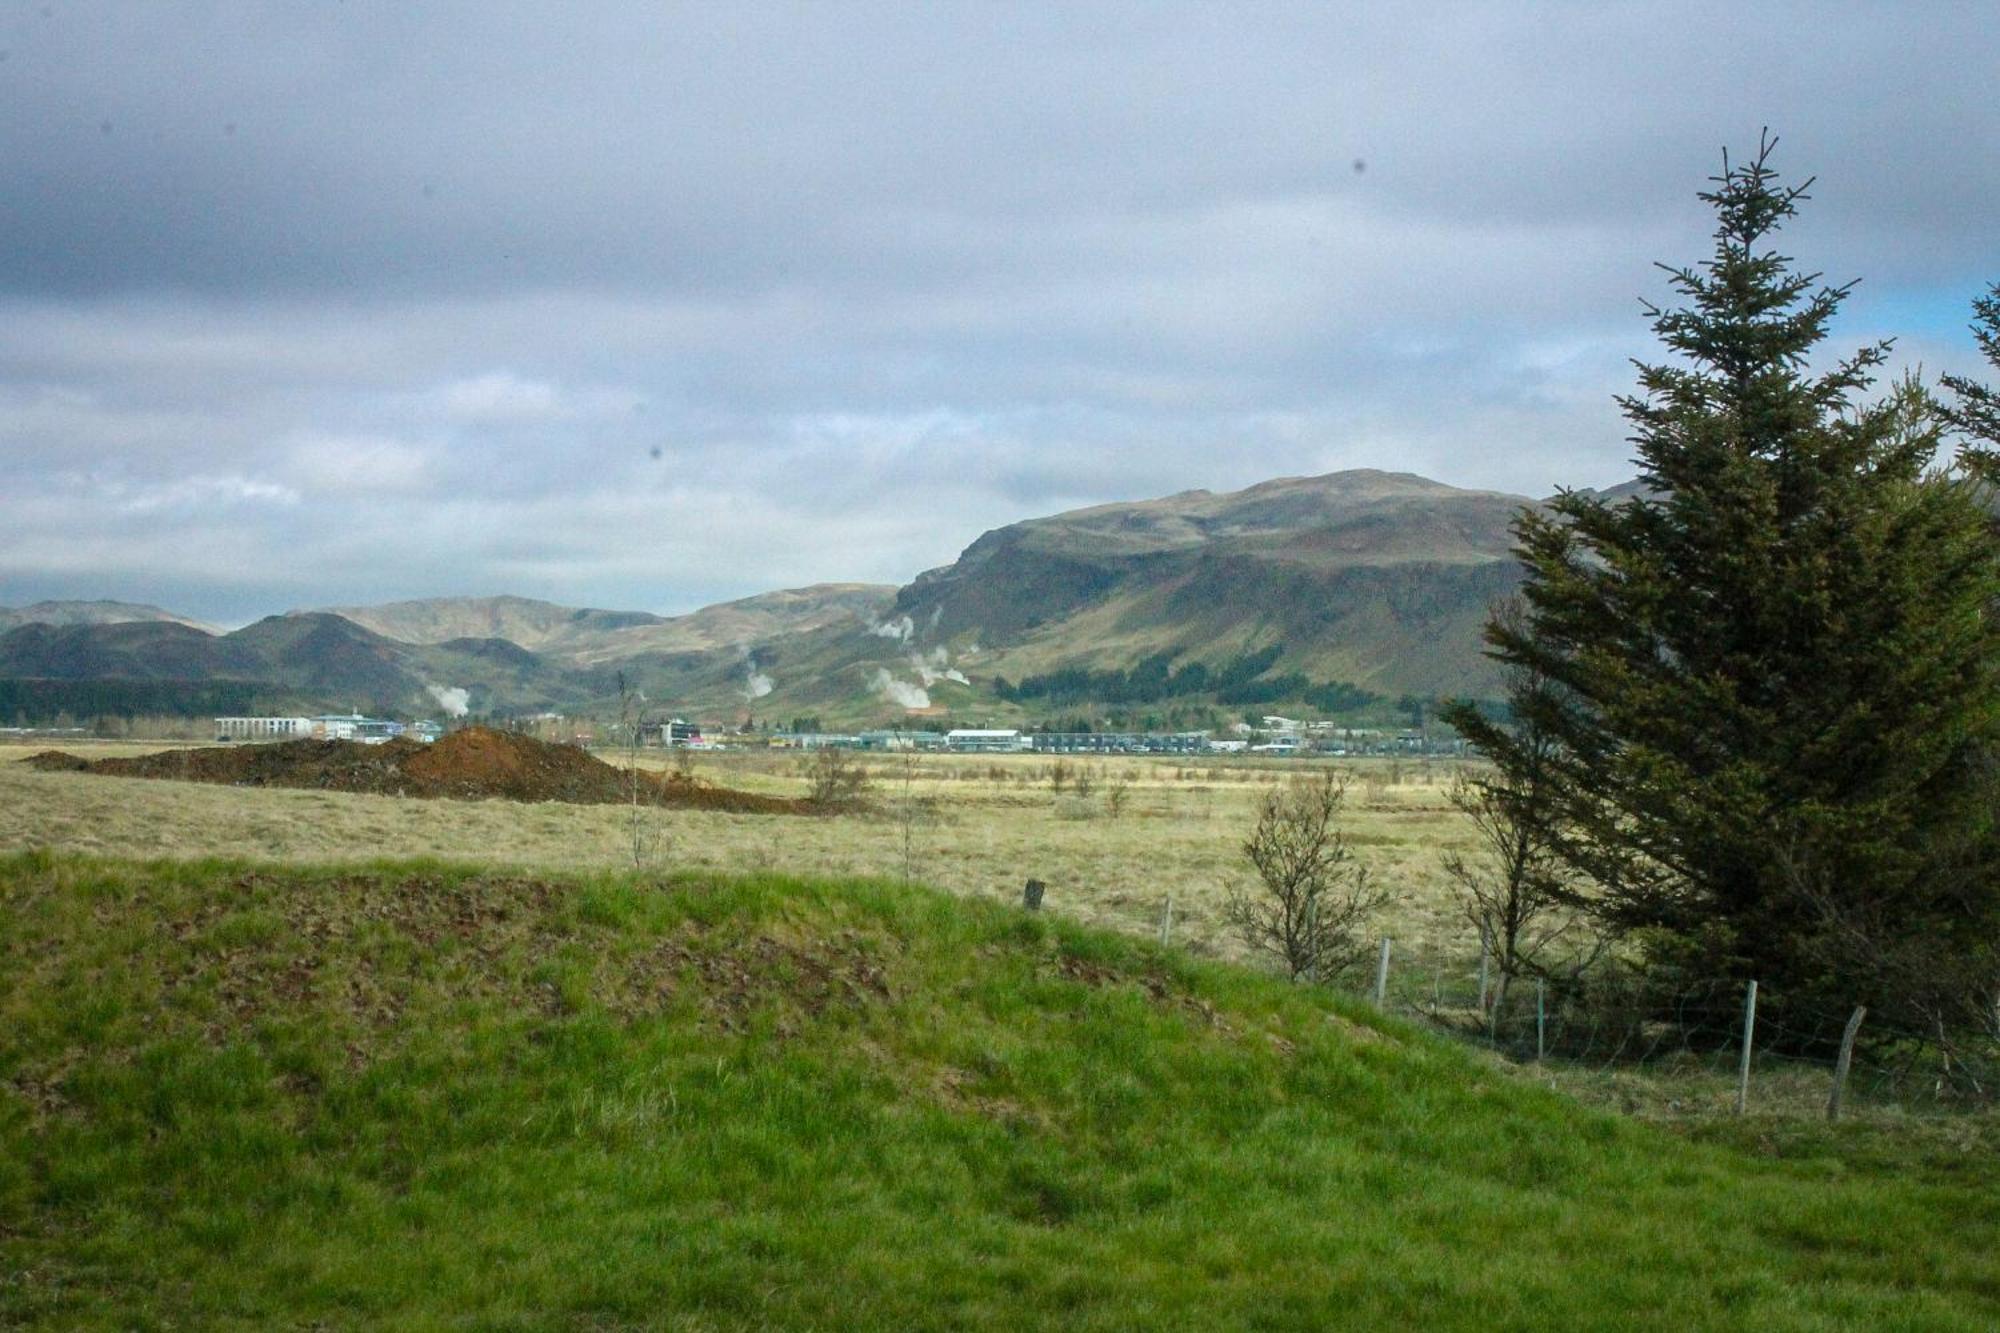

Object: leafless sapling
[1225,770,1384,983]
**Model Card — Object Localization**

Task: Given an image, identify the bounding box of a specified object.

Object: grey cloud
[1,3,1995,625]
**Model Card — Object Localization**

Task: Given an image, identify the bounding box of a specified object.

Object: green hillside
[3,852,1996,1328]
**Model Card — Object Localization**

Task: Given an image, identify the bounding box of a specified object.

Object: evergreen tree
[1448,137,2000,1043]
[1941,282,2000,463]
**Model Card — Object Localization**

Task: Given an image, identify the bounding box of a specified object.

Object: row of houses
[773,728,1213,755]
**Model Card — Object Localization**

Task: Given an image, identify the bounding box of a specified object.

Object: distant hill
[899,468,1525,688]
[310,595,668,652]
[0,600,218,635]
[314,585,895,663]
[642,470,1535,724]
[0,472,1542,724]
[0,613,614,719]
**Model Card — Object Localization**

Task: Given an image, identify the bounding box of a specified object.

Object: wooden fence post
[1022,879,1044,911]
[1735,980,1758,1116]
[1306,899,1321,984]
[1374,938,1392,1007]
[1477,922,1491,1014]
[1827,1005,1867,1122]
[1536,979,1547,1062]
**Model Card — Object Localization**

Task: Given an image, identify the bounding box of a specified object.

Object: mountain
[310,595,668,653]
[0,613,613,719]
[0,472,1535,724]
[314,585,894,663]
[0,620,256,681]
[900,469,1523,685]
[0,600,219,634]
[640,470,1533,723]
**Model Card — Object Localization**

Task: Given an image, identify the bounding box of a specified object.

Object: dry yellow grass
[0,741,1485,973]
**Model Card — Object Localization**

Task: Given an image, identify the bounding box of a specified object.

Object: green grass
[2,850,1997,1329]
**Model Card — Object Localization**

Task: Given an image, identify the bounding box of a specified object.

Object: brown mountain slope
[0,600,219,635]
[315,585,893,663]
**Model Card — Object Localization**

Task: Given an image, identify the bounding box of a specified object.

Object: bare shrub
[1106,774,1133,819]
[1225,771,1383,983]
[1443,765,1595,1022]
[1049,759,1071,793]
[802,747,870,810]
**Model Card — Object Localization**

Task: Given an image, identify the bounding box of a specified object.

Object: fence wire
[1371,943,2000,1114]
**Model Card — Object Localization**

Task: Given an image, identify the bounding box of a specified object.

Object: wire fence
[1362,938,2000,1117]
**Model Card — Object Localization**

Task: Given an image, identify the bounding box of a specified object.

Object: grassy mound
[2,852,1996,1329]
[27,726,808,813]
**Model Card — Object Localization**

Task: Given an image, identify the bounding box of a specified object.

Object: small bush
[1225,772,1383,983]
[802,748,870,810]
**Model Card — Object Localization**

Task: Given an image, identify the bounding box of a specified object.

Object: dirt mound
[26,726,812,814]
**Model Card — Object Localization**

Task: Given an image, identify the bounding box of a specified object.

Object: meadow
[2,740,1985,1124]
[0,741,1479,976]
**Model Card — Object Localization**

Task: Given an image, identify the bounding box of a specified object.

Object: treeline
[0,678,273,724]
[992,645,1376,713]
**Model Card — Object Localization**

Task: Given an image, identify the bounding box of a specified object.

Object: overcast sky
[2,2,1995,626]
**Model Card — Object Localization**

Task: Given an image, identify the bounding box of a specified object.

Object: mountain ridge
[1,469,1544,722]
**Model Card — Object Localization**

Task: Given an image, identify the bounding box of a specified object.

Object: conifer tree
[1447,137,2000,1042]
[1941,283,2000,463]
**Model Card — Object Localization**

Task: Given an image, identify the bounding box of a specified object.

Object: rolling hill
[4,851,1995,1328]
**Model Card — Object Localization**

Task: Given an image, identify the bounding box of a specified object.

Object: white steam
[425,682,471,717]
[743,667,775,700]
[871,668,931,710]
[870,614,915,643]
[910,644,968,687]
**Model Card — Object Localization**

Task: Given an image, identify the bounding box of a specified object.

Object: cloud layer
[2,3,1995,624]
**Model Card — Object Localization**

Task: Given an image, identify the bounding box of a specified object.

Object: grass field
[0,742,1477,974]
[4,742,1989,1126]
[5,851,1999,1329]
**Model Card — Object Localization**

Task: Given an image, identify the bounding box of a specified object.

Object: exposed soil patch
[139,871,897,1058]
[1050,950,1232,1032]
[26,726,811,813]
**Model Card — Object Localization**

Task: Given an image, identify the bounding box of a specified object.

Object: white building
[215,716,314,741]
[944,728,1031,753]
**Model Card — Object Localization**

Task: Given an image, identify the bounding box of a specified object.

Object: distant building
[215,716,313,742]
[639,719,702,747]
[855,730,947,751]
[214,714,435,744]
[945,728,1032,753]
[1030,732,1209,755]
[313,713,402,742]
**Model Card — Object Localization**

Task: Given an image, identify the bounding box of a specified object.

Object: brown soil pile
[26,726,810,814]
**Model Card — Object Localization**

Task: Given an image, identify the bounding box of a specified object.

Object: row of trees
[993,644,1379,714]
[1439,135,2000,1050]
